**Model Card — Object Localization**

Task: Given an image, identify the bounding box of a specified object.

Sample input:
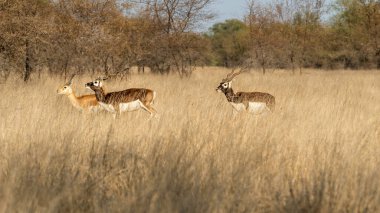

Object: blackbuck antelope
[57,74,101,112]
[216,69,275,115]
[85,78,157,117]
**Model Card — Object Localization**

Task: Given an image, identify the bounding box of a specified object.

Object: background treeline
[0,0,379,81]
[0,0,213,81]
[208,0,380,74]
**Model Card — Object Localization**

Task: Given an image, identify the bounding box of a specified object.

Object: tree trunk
[261,59,266,75]
[63,58,69,80]
[104,55,109,76]
[0,69,11,83]
[23,40,32,82]
[138,65,145,74]
[290,53,296,74]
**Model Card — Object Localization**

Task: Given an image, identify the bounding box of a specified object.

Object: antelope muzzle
[85,82,94,89]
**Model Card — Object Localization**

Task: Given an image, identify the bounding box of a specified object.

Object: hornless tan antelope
[57,74,101,112]
[216,69,275,115]
[85,78,157,117]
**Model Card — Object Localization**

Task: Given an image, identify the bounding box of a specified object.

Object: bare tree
[273,0,326,73]
[135,0,213,76]
[0,0,52,81]
[246,0,280,74]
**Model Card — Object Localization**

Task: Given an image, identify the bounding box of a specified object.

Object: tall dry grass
[0,68,379,212]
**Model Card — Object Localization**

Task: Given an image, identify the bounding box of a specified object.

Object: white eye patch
[223,83,228,88]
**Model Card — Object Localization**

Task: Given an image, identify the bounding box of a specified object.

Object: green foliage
[206,19,249,67]
[0,0,379,79]
[204,0,379,70]
[330,0,380,68]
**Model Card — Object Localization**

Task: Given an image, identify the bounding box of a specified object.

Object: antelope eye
[64,86,67,89]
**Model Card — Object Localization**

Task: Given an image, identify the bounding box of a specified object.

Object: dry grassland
[0,68,379,212]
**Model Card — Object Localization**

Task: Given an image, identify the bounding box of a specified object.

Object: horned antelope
[57,74,101,112]
[216,69,275,115]
[85,77,157,117]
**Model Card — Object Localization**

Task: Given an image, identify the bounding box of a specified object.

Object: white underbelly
[99,102,116,113]
[119,100,141,112]
[248,102,267,113]
[230,102,268,114]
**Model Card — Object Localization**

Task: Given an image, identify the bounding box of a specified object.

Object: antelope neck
[224,88,238,103]
[93,88,106,102]
[67,93,81,109]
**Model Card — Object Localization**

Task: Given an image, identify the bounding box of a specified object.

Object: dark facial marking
[216,81,229,92]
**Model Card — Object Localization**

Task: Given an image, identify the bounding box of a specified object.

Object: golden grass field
[0,67,379,212]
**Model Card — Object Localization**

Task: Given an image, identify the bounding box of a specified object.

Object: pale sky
[204,0,335,31]
[212,0,247,22]
[205,0,247,30]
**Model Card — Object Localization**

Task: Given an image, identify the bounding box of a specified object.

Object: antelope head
[85,76,107,91]
[57,74,76,95]
[216,69,243,93]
